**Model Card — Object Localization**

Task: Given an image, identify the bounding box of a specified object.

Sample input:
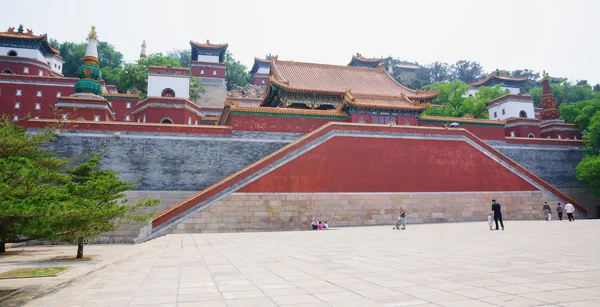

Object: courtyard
[1,220,600,307]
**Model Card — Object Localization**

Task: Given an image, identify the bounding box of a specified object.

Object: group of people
[543,201,576,221]
[487,199,577,231]
[311,221,328,230]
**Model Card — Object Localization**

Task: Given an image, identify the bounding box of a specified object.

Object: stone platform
[10,220,600,307]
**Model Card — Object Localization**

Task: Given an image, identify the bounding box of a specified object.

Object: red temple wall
[350,114,417,126]
[252,76,268,86]
[505,125,541,138]
[0,61,53,76]
[239,136,536,193]
[136,108,202,125]
[229,113,347,133]
[541,129,580,140]
[419,122,506,140]
[191,66,226,79]
[60,107,111,122]
[0,80,76,123]
[27,119,232,135]
[106,97,136,122]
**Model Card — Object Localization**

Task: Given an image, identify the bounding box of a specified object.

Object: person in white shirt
[565,203,575,222]
[324,221,328,229]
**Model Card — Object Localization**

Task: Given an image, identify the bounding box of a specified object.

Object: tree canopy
[225,51,249,90]
[529,80,598,108]
[421,81,507,119]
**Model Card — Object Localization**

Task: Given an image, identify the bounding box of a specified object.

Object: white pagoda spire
[140,40,147,58]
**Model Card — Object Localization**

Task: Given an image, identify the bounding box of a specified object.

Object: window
[56,92,61,97]
[160,118,173,124]
[23,67,29,74]
[358,117,365,124]
[519,110,527,118]
[528,133,535,138]
[2,69,13,74]
[38,70,43,76]
[493,111,497,118]
[54,64,57,68]
[108,101,112,107]
[7,50,18,56]
[188,117,192,125]
[194,120,198,125]
[373,116,379,124]
[510,131,516,137]
[16,89,22,96]
[62,114,68,120]
[34,116,39,119]
[404,120,410,126]
[126,102,131,108]
[161,88,175,97]
[212,70,217,76]
[94,115,100,121]
[36,91,42,97]
[13,115,18,121]
[14,102,20,109]
[261,80,265,84]
[35,103,40,110]
[502,109,506,115]
[557,135,561,139]
[125,115,130,121]
[143,115,146,123]
[574,136,577,140]
[200,69,204,75]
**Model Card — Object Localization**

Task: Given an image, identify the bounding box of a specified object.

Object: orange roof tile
[269,58,439,100]
[471,71,528,87]
[189,40,228,49]
[343,92,429,111]
[228,102,347,117]
[350,54,383,63]
[0,27,59,54]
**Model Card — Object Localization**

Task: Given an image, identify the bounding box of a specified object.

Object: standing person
[399,207,406,230]
[491,199,504,230]
[565,203,575,222]
[488,213,494,230]
[556,203,564,221]
[543,202,551,221]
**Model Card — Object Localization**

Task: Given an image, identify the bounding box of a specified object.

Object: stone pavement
[8,220,600,307]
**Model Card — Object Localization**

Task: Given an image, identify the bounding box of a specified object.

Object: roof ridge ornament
[88,26,98,40]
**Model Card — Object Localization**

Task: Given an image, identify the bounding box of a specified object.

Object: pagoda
[538,71,580,139]
[55,26,115,121]
[189,39,228,107]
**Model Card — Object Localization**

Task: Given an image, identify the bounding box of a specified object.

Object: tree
[225,51,249,90]
[427,62,451,83]
[166,49,191,68]
[421,82,507,119]
[450,60,484,84]
[510,69,540,93]
[575,110,600,196]
[56,156,159,258]
[116,53,181,97]
[529,80,597,107]
[594,84,600,92]
[0,116,70,253]
[189,76,207,101]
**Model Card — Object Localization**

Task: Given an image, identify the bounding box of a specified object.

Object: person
[399,207,406,230]
[311,220,317,230]
[488,213,494,230]
[565,203,575,222]
[543,202,551,221]
[318,221,323,230]
[491,199,504,230]
[324,221,328,229]
[556,203,563,221]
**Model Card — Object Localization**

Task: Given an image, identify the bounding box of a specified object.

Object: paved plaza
[2,220,600,307]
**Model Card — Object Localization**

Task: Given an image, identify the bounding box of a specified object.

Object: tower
[539,71,560,121]
[189,39,228,107]
[74,26,103,96]
[140,40,147,59]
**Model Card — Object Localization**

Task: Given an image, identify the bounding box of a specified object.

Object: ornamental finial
[543,70,548,79]
[88,26,98,40]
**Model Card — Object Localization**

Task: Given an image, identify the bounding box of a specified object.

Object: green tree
[56,156,159,258]
[422,82,506,119]
[166,49,191,68]
[189,76,206,101]
[427,61,451,83]
[0,116,69,253]
[560,99,600,131]
[117,53,181,98]
[575,110,600,196]
[450,60,485,84]
[225,51,249,90]
[529,79,597,107]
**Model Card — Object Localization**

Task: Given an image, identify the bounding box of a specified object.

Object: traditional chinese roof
[0,25,59,55]
[249,57,272,75]
[189,40,228,50]
[268,57,439,100]
[395,62,420,70]
[471,70,528,87]
[486,94,533,109]
[418,115,505,126]
[348,54,383,68]
[226,101,348,118]
[102,93,140,99]
[343,92,430,111]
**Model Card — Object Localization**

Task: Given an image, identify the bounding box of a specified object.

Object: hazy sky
[2,0,598,84]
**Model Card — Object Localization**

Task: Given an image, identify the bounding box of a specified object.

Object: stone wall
[167,191,583,234]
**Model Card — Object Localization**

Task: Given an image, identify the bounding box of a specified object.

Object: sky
[1,0,599,84]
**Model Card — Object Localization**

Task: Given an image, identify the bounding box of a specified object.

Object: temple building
[249,56,272,87]
[487,94,536,120]
[259,57,438,125]
[190,40,228,108]
[0,24,64,76]
[347,53,383,68]
[467,69,528,96]
[394,61,420,86]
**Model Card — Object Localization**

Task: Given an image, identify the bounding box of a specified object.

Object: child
[324,221,328,229]
[318,221,323,230]
[311,220,317,230]
[488,213,493,230]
